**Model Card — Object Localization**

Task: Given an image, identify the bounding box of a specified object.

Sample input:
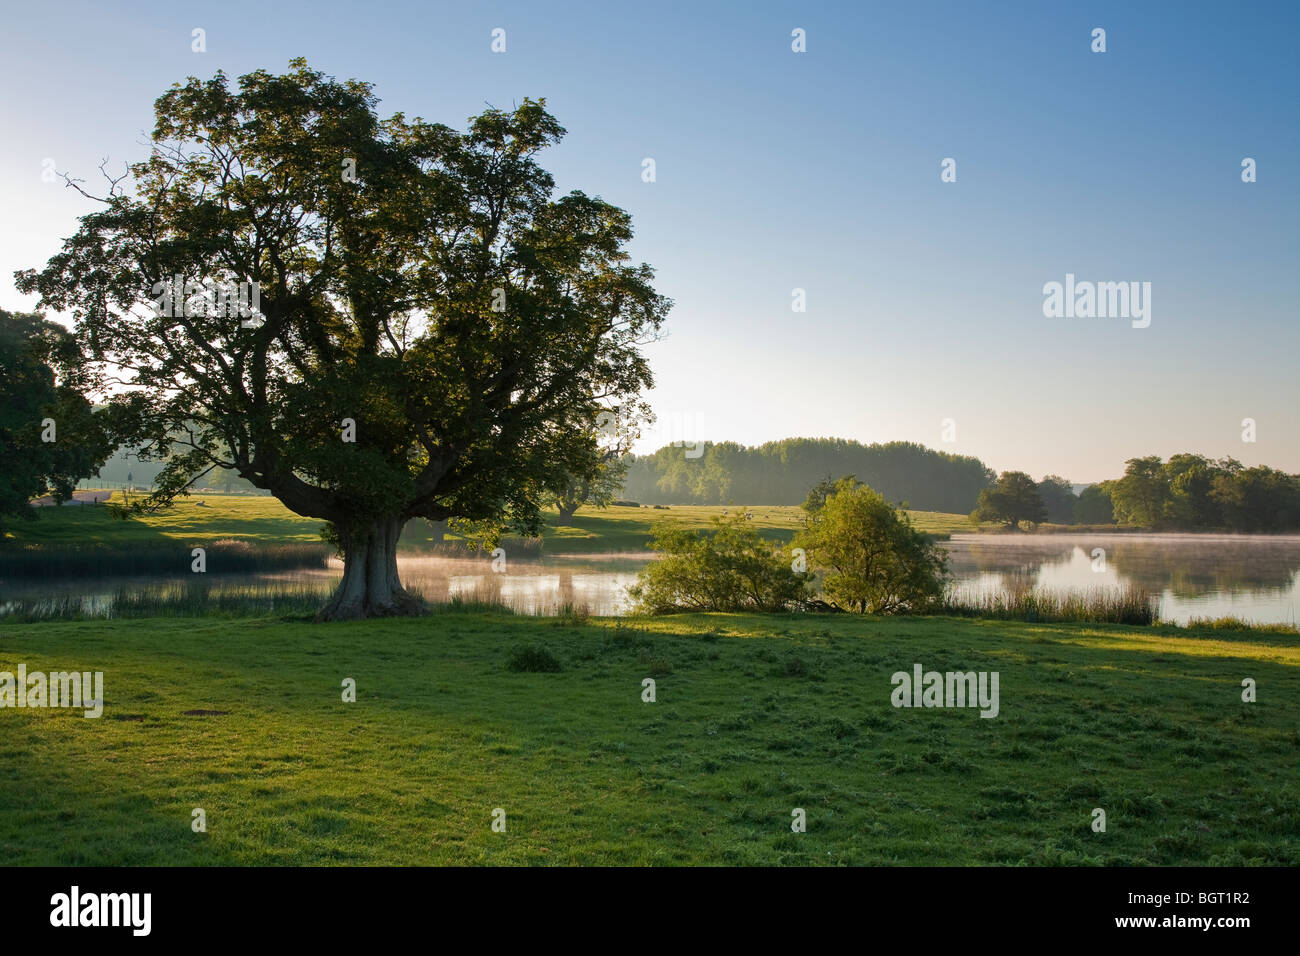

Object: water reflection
[4,534,1299,626]
[943,534,1300,625]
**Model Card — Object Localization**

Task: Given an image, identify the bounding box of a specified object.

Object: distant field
[3,493,975,555]
[1,611,1293,865]
[0,493,326,548]
[404,503,973,553]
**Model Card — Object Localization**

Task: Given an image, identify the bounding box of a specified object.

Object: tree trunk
[318,518,426,621]
[556,502,579,526]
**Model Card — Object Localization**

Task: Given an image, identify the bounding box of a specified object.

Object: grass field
[1,611,1294,865]
[1,494,325,548]
[2,493,975,555]
[532,504,970,554]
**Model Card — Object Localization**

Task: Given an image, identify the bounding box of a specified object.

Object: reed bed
[2,581,333,621]
[0,579,532,622]
[938,584,1159,625]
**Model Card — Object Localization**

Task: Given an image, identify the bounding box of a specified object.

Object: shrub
[507,645,562,672]
[628,514,809,613]
[794,478,947,614]
[552,602,591,627]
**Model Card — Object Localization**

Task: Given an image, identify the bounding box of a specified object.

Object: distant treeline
[82,450,268,495]
[1099,454,1300,532]
[620,439,996,512]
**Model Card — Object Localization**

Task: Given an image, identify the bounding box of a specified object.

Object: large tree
[1109,456,1171,528]
[16,62,670,618]
[1035,474,1077,525]
[0,309,112,528]
[972,471,1047,530]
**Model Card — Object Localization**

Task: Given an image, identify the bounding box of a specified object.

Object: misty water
[5,533,1300,625]
[941,533,1300,625]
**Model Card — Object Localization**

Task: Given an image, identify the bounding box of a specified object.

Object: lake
[4,533,1299,625]
[941,533,1300,625]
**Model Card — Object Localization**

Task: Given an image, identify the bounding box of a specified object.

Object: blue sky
[2,0,1296,481]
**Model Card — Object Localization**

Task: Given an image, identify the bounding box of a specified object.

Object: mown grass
[0,612,1294,865]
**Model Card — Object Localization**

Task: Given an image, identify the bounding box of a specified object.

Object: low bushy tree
[794,478,947,614]
[972,471,1047,529]
[628,514,808,613]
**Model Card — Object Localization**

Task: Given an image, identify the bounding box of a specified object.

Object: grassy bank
[0,612,1294,865]
[1,494,325,548]
[2,493,975,557]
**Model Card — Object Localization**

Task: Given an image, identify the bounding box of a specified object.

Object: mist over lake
[6,533,1298,626]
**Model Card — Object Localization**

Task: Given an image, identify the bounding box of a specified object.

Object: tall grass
[1,581,334,621]
[1183,615,1299,635]
[939,585,1159,625]
[0,539,331,579]
[432,594,517,615]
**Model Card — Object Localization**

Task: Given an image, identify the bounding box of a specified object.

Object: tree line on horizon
[616,439,1300,534]
[619,438,995,513]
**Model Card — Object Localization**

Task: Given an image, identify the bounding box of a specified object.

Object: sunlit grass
[2,492,326,547]
[0,612,1294,865]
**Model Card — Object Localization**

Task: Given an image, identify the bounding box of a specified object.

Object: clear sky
[2,0,1296,482]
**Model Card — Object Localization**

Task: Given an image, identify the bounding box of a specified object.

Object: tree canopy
[15,61,670,618]
[0,309,112,527]
[972,471,1047,529]
[1107,454,1300,532]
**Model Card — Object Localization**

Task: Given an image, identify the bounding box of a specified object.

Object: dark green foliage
[1108,454,1300,531]
[507,644,562,673]
[1036,475,1077,524]
[1074,484,1115,524]
[973,471,1047,529]
[0,310,112,528]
